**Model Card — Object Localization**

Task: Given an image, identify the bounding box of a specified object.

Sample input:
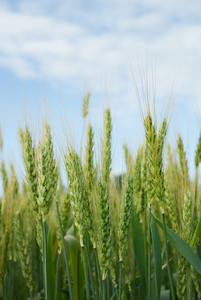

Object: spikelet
[0,225,9,288]
[66,148,84,246]
[84,122,95,192]
[182,190,193,244]
[1,161,8,195]
[97,177,112,280]
[66,149,95,247]
[57,192,71,253]
[10,164,19,199]
[144,115,167,212]
[36,122,58,222]
[14,215,35,293]
[19,127,38,213]
[165,186,178,233]
[177,255,186,299]
[42,122,58,202]
[177,135,189,187]
[191,267,201,299]
[118,172,134,262]
[0,184,11,288]
[123,144,133,170]
[195,132,201,169]
[96,107,116,281]
[101,108,112,184]
[82,93,90,120]
[56,165,71,252]
[134,146,143,218]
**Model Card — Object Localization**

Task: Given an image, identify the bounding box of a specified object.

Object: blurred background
[0,0,201,186]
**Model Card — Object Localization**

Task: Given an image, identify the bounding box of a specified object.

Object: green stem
[132,254,135,300]
[81,246,90,300]
[107,271,110,300]
[119,261,123,300]
[56,202,74,300]
[194,170,198,206]
[30,291,35,300]
[162,213,176,300]
[148,207,151,300]
[102,279,106,300]
[190,215,201,249]
[144,191,147,295]
[94,248,102,299]
[85,229,95,300]
[55,253,60,300]
[39,219,49,300]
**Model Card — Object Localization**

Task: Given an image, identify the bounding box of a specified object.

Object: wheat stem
[162,213,176,300]
[56,202,74,300]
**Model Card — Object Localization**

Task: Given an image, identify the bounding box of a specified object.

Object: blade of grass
[150,213,162,300]
[131,208,147,291]
[56,202,74,300]
[152,212,201,274]
[47,217,55,299]
[81,246,90,300]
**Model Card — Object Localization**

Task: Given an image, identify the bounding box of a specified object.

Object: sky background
[1,0,201,184]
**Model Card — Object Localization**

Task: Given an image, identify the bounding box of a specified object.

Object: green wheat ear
[1,161,8,195]
[82,93,90,120]
[134,146,143,218]
[84,122,95,192]
[66,148,95,247]
[118,172,134,262]
[177,134,189,186]
[123,143,134,170]
[101,107,112,184]
[14,215,35,293]
[195,132,201,169]
[36,122,58,222]
[19,126,38,213]
[96,107,116,283]
[144,115,167,212]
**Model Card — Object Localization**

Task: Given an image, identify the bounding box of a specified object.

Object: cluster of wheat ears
[0,94,201,300]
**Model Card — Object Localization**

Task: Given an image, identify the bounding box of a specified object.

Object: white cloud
[0,0,201,115]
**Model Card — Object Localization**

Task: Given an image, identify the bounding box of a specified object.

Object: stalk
[144,192,147,296]
[190,216,201,249]
[102,279,106,300]
[85,230,95,300]
[94,248,102,299]
[39,219,49,300]
[56,202,73,300]
[147,207,151,300]
[132,255,135,300]
[55,253,60,300]
[107,272,110,300]
[81,246,90,300]
[30,291,35,300]
[119,261,123,300]
[162,214,176,300]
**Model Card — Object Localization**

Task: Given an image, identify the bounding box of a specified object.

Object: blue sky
[0,0,201,183]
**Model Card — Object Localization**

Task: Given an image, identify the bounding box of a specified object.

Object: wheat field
[0,96,201,300]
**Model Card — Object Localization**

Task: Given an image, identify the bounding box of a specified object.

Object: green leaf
[151,213,201,274]
[151,214,162,300]
[131,208,146,290]
[47,218,55,299]
[65,224,80,300]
